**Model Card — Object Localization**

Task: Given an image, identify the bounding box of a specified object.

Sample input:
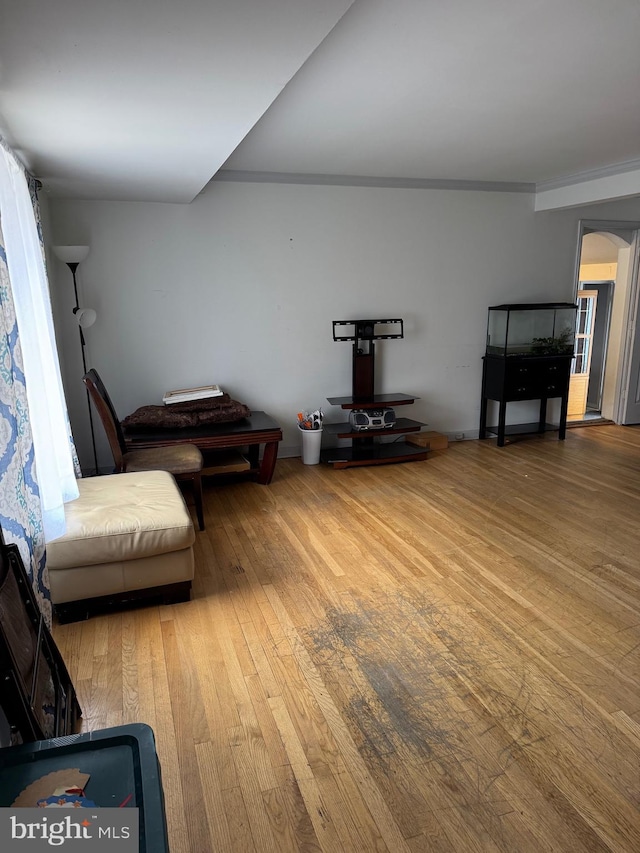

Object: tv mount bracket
[332,319,404,346]
[332,319,404,400]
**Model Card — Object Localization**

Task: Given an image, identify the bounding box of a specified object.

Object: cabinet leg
[559,394,568,440]
[539,398,547,433]
[497,401,507,447]
[479,396,488,439]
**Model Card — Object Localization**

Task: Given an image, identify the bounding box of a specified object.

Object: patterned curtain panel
[0,218,50,625]
[27,175,45,249]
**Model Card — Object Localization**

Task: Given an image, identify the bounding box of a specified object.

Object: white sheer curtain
[0,140,79,541]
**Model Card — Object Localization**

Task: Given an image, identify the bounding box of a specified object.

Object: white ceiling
[1,0,639,204]
[0,0,354,202]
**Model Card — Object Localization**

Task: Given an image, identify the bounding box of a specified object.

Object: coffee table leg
[247,443,260,472]
[259,441,279,484]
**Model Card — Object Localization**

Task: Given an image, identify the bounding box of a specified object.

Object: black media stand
[322,319,427,469]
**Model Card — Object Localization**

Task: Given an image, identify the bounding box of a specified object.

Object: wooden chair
[83,369,205,531]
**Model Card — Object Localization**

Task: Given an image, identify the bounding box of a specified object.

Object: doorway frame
[572,219,640,424]
[581,281,615,412]
[615,234,640,423]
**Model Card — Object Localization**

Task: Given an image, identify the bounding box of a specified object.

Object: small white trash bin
[299,426,323,465]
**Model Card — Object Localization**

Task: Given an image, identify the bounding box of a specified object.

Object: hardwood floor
[53,425,640,852]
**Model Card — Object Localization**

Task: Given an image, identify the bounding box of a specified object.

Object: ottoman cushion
[47,470,195,570]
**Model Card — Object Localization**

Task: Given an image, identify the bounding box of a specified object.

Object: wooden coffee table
[123,411,283,485]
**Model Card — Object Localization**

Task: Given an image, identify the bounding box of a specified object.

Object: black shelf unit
[322,439,428,468]
[325,320,427,468]
[323,416,424,440]
[482,421,562,439]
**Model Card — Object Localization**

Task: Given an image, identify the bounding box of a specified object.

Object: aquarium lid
[488,302,578,310]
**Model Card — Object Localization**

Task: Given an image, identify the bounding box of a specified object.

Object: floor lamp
[52,245,99,476]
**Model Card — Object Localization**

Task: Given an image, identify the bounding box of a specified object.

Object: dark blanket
[122,398,251,430]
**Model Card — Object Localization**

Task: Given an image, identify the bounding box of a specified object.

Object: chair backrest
[83,369,127,472]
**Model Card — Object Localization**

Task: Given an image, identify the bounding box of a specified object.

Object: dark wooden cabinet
[479,354,573,446]
[0,533,81,745]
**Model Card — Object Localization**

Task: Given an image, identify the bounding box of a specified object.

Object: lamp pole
[66,260,99,476]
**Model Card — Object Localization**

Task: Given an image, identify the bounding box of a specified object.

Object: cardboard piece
[406,430,449,451]
[11,769,90,808]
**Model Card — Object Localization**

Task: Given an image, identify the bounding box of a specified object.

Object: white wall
[46,181,640,468]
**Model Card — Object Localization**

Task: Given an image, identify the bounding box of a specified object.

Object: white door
[568,290,597,420]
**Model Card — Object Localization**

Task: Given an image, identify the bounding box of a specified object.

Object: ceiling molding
[536,158,640,193]
[213,170,535,194]
[535,164,640,212]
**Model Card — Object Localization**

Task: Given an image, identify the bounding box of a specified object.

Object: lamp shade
[75,308,97,328]
[52,245,90,264]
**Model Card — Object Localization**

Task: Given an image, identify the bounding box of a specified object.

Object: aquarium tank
[486,303,577,357]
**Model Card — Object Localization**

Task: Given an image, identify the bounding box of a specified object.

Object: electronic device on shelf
[349,408,396,430]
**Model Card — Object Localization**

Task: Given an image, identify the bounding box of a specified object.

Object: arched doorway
[571,222,640,424]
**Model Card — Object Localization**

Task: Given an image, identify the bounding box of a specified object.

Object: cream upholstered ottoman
[47,470,195,622]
